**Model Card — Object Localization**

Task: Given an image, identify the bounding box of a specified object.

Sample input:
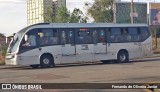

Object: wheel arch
[39,53,54,64]
[117,49,129,59]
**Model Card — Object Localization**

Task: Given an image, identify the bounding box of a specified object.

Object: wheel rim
[120,54,126,62]
[43,58,50,65]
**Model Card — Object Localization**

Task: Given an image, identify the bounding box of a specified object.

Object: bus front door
[60,29,77,64]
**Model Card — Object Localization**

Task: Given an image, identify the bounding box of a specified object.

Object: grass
[0,55,5,65]
[0,61,5,65]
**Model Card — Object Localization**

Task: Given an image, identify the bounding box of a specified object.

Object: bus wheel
[117,50,129,63]
[40,54,54,68]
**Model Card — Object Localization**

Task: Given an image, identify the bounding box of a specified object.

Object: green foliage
[0,33,5,38]
[86,0,114,23]
[150,26,160,38]
[69,8,87,23]
[45,6,87,23]
[0,44,8,64]
[44,7,56,23]
[56,6,70,23]
[0,44,7,56]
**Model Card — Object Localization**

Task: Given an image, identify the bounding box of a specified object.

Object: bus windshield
[7,32,23,53]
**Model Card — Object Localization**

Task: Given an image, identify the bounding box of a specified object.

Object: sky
[0,0,159,36]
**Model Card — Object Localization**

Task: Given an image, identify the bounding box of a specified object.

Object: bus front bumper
[5,54,18,65]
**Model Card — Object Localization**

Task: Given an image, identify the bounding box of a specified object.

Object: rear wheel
[116,51,129,63]
[40,54,54,68]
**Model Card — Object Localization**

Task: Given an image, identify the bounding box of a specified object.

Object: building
[27,0,66,26]
[27,0,53,25]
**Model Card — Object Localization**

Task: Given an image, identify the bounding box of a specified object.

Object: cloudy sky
[0,0,159,36]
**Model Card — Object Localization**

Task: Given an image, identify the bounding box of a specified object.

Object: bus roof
[50,23,148,28]
[19,23,149,33]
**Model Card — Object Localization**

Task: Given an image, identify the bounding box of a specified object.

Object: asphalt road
[0,57,160,92]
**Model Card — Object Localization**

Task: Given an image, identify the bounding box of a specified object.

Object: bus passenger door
[60,29,77,64]
[93,29,107,61]
[75,28,94,62]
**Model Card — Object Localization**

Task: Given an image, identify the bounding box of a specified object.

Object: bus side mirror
[24,35,28,41]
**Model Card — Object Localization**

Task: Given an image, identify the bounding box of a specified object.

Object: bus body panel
[94,43,107,61]
[61,44,77,64]
[18,48,40,65]
[141,36,152,56]
[5,54,18,65]
[76,44,94,62]
[5,23,152,66]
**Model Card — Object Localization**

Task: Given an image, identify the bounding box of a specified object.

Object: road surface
[0,57,160,92]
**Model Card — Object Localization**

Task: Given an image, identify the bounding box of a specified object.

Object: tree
[69,8,87,23]
[86,0,114,23]
[44,7,56,23]
[55,6,70,23]
[0,33,5,38]
[44,6,87,23]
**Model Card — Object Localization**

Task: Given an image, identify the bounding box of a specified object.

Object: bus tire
[40,54,54,68]
[116,50,129,63]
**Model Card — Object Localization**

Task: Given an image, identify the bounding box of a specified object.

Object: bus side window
[60,30,66,45]
[107,28,111,43]
[77,29,92,44]
[66,30,74,44]
[38,29,54,46]
[140,27,150,41]
[99,30,105,43]
[128,28,139,42]
[50,29,58,45]
[110,28,121,43]
[123,28,131,42]
[23,30,37,47]
[93,30,98,44]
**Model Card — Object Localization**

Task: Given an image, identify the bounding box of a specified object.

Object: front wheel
[117,51,129,63]
[40,55,54,68]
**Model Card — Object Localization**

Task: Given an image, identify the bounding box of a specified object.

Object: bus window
[60,30,66,45]
[140,27,150,41]
[93,30,98,44]
[122,28,131,42]
[50,29,58,45]
[77,29,92,44]
[38,29,59,45]
[99,30,105,43]
[128,28,140,42]
[22,30,37,47]
[66,30,74,44]
[110,28,122,43]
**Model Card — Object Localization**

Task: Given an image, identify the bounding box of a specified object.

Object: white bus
[5,23,152,68]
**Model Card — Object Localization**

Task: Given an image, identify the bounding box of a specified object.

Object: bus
[5,23,152,68]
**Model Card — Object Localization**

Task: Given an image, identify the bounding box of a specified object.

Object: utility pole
[131,0,134,24]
